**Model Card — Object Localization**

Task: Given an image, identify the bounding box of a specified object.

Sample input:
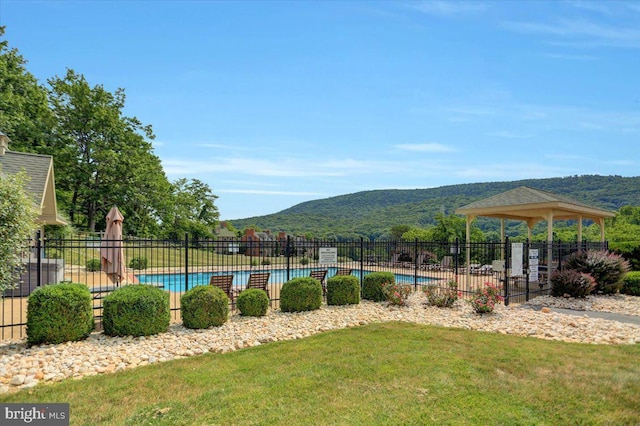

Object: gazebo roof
[455,186,615,224]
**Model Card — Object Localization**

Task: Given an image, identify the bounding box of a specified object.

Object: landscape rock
[0,293,638,395]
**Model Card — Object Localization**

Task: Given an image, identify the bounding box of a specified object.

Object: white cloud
[604,160,635,166]
[544,53,598,60]
[217,189,324,196]
[545,153,589,161]
[162,156,404,178]
[410,1,488,17]
[194,143,240,149]
[455,163,576,180]
[487,131,532,139]
[502,18,640,48]
[394,143,457,153]
[567,1,615,16]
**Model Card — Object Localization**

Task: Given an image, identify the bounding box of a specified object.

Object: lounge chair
[247,272,271,298]
[335,268,352,276]
[430,256,453,272]
[209,274,235,300]
[309,269,328,295]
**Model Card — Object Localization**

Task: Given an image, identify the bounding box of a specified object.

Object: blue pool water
[136,268,435,292]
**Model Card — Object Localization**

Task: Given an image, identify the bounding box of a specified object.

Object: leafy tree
[430,213,467,242]
[401,227,432,241]
[0,170,39,292]
[0,26,55,153]
[47,69,172,235]
[163,178,219,241]
[390,224,411,240]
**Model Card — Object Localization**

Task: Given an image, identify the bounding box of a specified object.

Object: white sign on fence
[511,243,523,276]
[319,247,337,264]
[529,249,539,281]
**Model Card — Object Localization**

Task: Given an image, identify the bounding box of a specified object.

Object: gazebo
[455,186,616,285]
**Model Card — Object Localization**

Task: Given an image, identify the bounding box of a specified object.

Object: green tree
[390,224,411,240]
[163,178,219,241]
[0,170,39,292]
[0,27,54,153]
[401,227,432,241]
[429,213,485,242]
[48,69,171,235]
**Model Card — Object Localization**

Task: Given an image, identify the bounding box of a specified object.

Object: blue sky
[2,1,639,220]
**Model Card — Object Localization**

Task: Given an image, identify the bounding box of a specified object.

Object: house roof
[455,186,615,224]
[0,150,67,226]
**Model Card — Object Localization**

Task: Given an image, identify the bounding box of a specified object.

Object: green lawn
[1,322,639,425]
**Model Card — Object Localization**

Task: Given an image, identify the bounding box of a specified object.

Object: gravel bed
[1,293,639,394]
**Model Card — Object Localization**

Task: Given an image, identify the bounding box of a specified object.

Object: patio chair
[247,272,271,298]
[209,274,235,301]
[440,256,453,271]
[309,269,328,295]
[335,268,352,276]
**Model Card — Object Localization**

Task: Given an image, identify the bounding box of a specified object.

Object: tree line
[0,27,219,239]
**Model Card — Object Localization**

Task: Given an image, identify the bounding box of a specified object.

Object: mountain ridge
[229,175,640,238]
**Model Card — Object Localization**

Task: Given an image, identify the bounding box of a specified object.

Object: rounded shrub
[280,277,322,313]
[181,285,229,329]
[27,283,94,346]
[564,250,630,294]
[86,258,101,272]
[299,257,310,265]
[362,272,395,302]
[237,288,269,316]
[129,257,148,270]
[326,275,360,306]
[102,284,170,337]
[621,271,640,296]
[551,269,596,298]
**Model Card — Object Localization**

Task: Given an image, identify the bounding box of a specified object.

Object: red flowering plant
[381,281,413,306]
[425,280,461,308]
[470,282,504,314]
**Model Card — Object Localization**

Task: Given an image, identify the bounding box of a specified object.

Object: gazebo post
[577,215,583,243]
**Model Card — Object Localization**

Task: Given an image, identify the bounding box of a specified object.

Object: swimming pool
[136,268,435,292]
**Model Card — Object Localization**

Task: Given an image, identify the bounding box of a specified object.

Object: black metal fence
[1,234,608,340]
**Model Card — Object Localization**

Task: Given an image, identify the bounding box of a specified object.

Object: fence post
[286,235,291,282]
[360,237,364,283]
[414,238,418,290]
[184,233,189,292]
[504,236,510,306]
[558,239,563,272]
[36,230,42,287]
[525,238,530,302]
[454,238,460,276]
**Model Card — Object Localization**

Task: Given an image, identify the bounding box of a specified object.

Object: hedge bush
[280,277,322,313]
[564,250,630,294]
[621,271,640,296]
[551,269,597,298]
[26,283,94,345]
[129,257,148,270]
[326,275,360,306]
[86,258,101,272]
[102,285,170,337]
[181,285,229,329]
[237,288,269,316]
[362,272,395,302]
